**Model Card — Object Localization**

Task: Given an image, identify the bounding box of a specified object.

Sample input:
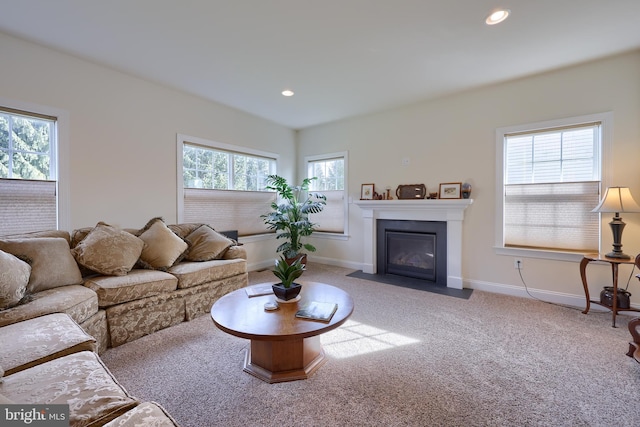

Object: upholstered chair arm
[627,317,640,363]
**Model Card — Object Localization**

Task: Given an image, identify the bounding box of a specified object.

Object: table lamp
[591,186,640,259]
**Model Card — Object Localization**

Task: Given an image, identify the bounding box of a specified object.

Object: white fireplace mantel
[354,199,473,289]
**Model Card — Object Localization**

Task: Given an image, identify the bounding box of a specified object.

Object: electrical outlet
[514,259,523,269]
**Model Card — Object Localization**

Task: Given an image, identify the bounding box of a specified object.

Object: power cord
[515,260,637,312]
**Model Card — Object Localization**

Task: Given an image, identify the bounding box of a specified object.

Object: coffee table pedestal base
[243,335,326,383]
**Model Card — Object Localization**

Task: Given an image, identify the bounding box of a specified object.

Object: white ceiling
[1,0,640,129]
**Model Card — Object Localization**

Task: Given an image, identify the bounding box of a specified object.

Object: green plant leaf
[261,174,325,258]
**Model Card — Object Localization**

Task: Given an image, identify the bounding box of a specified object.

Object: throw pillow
[0,238,83,293]
[137,218,189,270]
[185,224,234,261]
[72,222,145,276]
[0,250,31,310]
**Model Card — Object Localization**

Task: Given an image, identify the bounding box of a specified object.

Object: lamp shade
[591,187,640,213]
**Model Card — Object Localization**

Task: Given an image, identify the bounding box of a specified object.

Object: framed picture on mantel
[361,183,375,200]
[439,182,462,199]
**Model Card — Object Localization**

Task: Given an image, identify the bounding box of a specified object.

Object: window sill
[494,246,585,263]
[241,232,349,244]
[238,233,274,244]
[312,232,349,241]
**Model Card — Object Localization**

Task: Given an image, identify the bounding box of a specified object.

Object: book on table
[245,283,274,297]
[295,301,338,322]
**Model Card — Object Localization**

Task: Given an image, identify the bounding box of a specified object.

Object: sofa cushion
[0,249,31,310]
[0,284,98,328]
[71,227,139,249]
[103,402,180,427]
[184,224,234,261]
[0,351,138,427]
[0,393,14,404]
[84,269,178,308]
[168,258,247,289]
[72,222,145,276]
[137,218,188,270]
[106,292,185,347]
[0,313,96,376]
[222,245,247,260]
[167,222,202,239]
[0,237,83,293]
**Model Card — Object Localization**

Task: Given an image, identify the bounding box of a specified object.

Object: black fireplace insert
[376,219,447,286]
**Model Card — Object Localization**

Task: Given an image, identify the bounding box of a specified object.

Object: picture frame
[438,182,462,199]
[361,183,375,200]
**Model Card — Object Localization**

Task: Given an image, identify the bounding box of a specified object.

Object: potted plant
[271,256,305,301]
[261,174,326,263]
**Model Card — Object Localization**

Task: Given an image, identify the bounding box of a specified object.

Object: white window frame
[177,133,279,242]
[305,151,349,240]
[494,112,613,262]
[0,97,70,233]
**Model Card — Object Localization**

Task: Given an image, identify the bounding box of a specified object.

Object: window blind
[184,188,275,236]
[504,181,600,251]
[310,189,344,233]
[503,121,601,252]
[0,178,57,235]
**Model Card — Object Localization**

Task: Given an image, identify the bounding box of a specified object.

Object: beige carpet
[101,263,640,427]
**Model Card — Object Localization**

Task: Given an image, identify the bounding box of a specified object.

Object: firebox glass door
[385,231,436,281]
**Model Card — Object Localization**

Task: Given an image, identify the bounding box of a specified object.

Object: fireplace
[354,199,472,289]
[377,219,447,285]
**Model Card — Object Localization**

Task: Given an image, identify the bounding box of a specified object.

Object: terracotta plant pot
[272,282,302,301]
[285,253,307,267]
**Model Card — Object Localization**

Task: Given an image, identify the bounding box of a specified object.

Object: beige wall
[0,32,292,267]
[299,50,640,307]
[3,30,640,304]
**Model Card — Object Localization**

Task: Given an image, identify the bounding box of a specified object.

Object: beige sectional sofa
[0,218,248,353]
[0,218,249,426]
[0,313,179,426]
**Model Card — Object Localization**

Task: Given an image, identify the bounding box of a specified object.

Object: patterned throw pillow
[137,218,189,270]
[184,224,234,261]
[0,250,31,310]
[72,222,145,276]
[0,238,83,293]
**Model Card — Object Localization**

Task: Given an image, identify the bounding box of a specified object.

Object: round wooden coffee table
[210,281,354,383]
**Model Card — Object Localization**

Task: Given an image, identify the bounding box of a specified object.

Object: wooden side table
[580,253,638,327]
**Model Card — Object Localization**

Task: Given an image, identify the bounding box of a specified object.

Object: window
[307,152,348,234]
[496,113,611,256]
[177,134,278,237]
[183,144,274,191]
[0,107,58,235]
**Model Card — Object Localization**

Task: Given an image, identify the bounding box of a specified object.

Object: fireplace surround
[355,199,473,289]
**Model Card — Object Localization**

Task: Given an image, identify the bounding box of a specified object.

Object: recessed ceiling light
[281,89,294,97]
[485,9,510,25]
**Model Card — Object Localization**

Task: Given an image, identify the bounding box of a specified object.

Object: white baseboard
[247,256,639,313]
[247,255,361,272]
[305,255,362,271]
[464,278,639,312]
[247,259,275,271]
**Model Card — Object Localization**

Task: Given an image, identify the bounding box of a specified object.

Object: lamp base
[606,215,630,259]
[604,251,631,260]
